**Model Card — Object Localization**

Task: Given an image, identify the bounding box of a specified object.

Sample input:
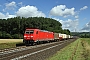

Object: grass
[0,39,23,49]
[81,38,90,60]
[47,38,90,60]
[0,39,23,43]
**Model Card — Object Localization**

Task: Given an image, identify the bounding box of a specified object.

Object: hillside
[71,32,90,38]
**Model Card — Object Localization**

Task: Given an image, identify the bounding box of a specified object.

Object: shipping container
[61,34,67,40]
[54,33,59,41]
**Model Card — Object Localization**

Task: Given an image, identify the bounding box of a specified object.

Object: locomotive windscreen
[25,30,34,34]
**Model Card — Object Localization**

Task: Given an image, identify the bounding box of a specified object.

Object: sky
[0,0,90,32]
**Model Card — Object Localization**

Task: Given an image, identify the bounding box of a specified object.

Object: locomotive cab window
[25,30,34,34]
[26,31,29,34]
[36,31,38,34]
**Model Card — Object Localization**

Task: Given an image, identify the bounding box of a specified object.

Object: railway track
[0,39,76,60]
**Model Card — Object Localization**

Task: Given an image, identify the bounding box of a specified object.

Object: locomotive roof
[25,28,53,33]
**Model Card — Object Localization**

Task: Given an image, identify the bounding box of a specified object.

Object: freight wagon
[54,33,63,41]
[66,35,71,39]
[61,34,67,40]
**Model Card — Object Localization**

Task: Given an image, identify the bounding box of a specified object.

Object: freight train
[23,28,73,45]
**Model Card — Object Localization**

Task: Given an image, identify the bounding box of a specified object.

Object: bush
[5,33,12,38]
[0,31,12,38]
[12,34,23,39]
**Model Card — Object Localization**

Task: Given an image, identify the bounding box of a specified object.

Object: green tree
[0,17,71,38]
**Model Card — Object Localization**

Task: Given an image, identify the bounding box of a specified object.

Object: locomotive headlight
[24,36,27,37]
[31,36,33,37]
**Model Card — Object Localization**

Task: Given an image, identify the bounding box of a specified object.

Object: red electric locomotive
[23,28,54,45]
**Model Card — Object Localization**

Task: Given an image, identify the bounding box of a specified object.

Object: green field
[0,39,23,49]
[47,38,90,60]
